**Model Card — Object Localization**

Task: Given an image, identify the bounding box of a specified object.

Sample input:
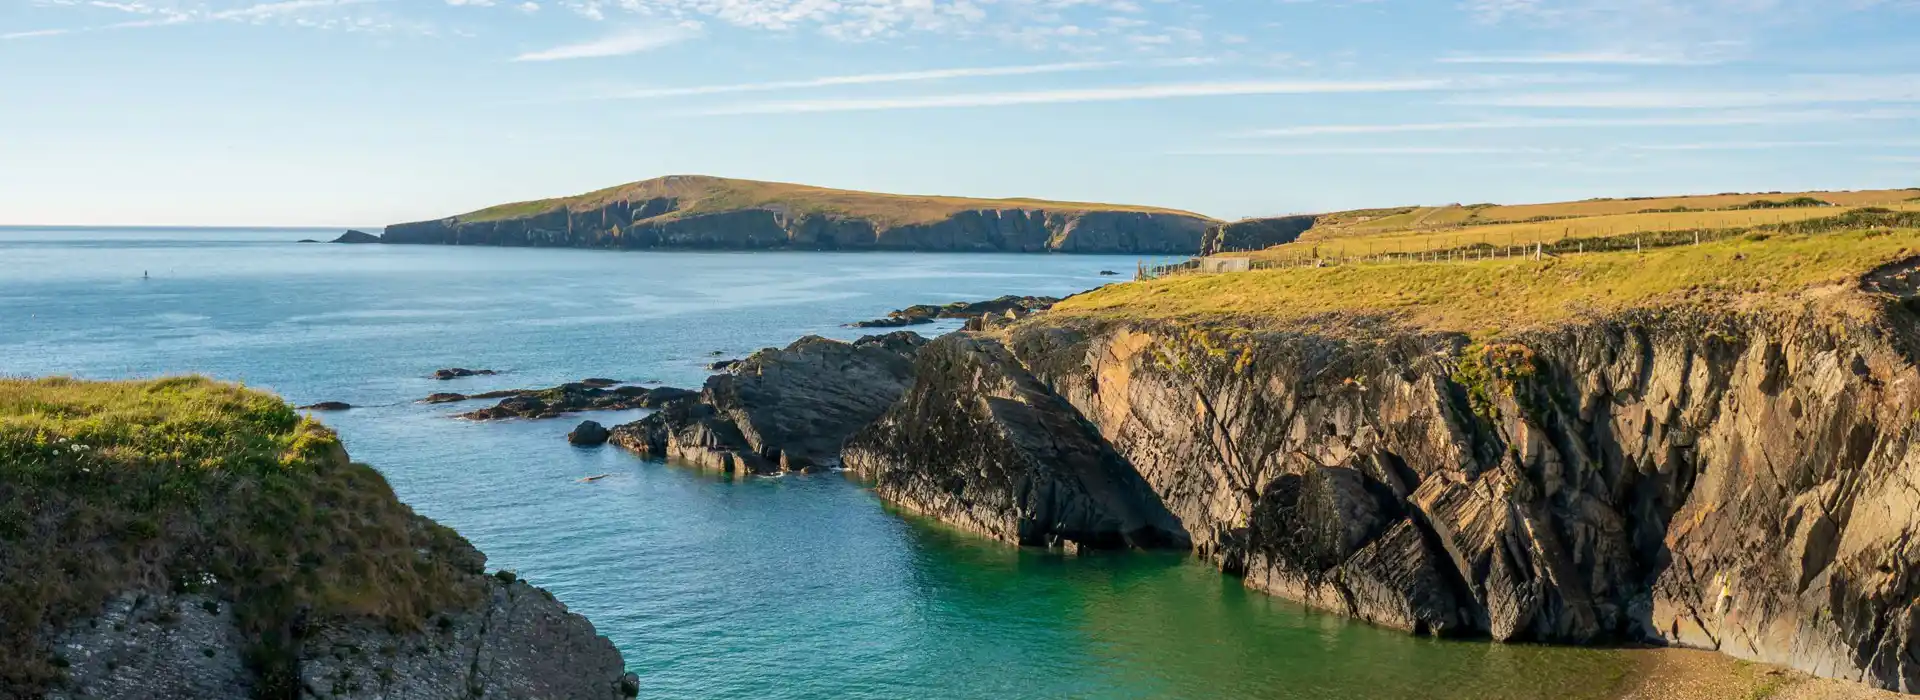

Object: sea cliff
[820,228,1920,692]
[379,175,1216,254]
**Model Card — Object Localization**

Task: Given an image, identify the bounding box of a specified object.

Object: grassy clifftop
[1056,224,1920,334]
[455,174,1216,228]
[0,377,480,695]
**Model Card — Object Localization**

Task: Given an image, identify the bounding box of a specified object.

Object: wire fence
[1139,208,1920,280]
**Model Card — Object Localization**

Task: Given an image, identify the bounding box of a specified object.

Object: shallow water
[0,227,1640,699]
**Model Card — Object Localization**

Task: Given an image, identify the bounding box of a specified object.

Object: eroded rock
[843,332,1189,551]
[609,332,926,474]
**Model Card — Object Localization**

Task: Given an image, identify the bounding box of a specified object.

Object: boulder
[422,393,468,404]
[297,401,351,411]
[842,332,1189,551]
[568,421,611,447]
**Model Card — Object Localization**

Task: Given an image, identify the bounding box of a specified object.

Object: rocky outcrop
[609,332,926,475]
[843,333,1190,551]
[32,452,631,700]
[48,572,632,700]
[1201,215,1318,255]
[382,208,1211,254]
[330,230,380,244]
[952,281,1920,690]
[569,420,611,446]
[849,296,1058,328]
[451,382,695,420]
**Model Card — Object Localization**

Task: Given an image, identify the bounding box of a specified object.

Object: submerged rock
[843,332,1189,551]
[433,367,498,380]
[609,332,927,475]
[569,420,611,447]
[297,401,352,411]
[848,295,1058,328]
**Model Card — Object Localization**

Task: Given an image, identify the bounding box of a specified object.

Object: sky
[1,0,1918,226]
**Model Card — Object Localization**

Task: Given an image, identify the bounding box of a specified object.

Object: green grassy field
[455,174,1217,227]
[1301,188,1920,241]
[1061,226,1920,334]
[0,377,479,694]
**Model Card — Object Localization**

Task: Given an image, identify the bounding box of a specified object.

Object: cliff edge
[0,377,633,699]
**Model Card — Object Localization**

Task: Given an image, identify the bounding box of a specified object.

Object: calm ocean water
[0,227,1638,699]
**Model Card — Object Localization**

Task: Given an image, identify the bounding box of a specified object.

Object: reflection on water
[0,227,1637,699]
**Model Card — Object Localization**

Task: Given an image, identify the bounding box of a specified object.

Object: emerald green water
[0,227,1644,699]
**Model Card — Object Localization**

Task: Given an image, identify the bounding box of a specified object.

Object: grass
[1245,207,1883,260]
[1055,226,1920,334]
[1296,188,1919,242]
[0,377,481,697]
[453,174,1216,228]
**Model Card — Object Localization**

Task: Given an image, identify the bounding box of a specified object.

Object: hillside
[382,175,1220,254]
[0,377,632,699]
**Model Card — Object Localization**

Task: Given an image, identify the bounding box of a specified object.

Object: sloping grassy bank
[0,377,480,696]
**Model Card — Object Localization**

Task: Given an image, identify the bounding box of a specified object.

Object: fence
[1137,208,1920,281]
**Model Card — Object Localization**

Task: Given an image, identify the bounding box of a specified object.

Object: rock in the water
[1099,270,1120,276]
[434,367,498,380]
[569,420,611,447]
[707,359,738,371]
[849,295,1057,328]
[330,229,381,244]
[298,401,351,411]
[843,332,1189,551]
[580,377,621,388]
[296,239,320,243]
[455,382,691,421]
[610,332,928,474]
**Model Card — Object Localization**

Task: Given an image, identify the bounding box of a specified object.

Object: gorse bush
[0,377,481,698]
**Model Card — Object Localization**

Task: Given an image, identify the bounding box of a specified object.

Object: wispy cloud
[1458,74,1920,109]
[1234,108,1920,137]
[1172,146,1555,157]
[513,25,699,61]
[2,28,75,39]
[602,61,1123,99]
[688,78,1470,115]
[4,0,387,39]
[1438,50,1719,66]
[687,75,1590,115]
[1621,140,1920,151]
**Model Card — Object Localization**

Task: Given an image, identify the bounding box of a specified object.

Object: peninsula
[379,175,1217,254]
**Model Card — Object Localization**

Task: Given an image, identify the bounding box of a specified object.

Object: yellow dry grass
[1058,227,1920,334]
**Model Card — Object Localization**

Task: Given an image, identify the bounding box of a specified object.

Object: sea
[0,226,1641,699]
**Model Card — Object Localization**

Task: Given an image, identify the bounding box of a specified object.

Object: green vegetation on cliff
[455,174,1213,227]
[0,377,479,695]
[1056,225,1920,333]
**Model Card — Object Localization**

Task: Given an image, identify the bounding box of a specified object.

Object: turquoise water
[0,227,1638,699]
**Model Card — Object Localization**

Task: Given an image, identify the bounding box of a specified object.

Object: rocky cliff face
[610,333,926,475]
[843,333,1191,551]
[1201,215,1318,255]
[382,204,1212,254]
[838,273,1920,691]
[28,443,633,700]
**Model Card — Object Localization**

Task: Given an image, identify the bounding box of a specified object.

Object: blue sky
[2,0,1917,226]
